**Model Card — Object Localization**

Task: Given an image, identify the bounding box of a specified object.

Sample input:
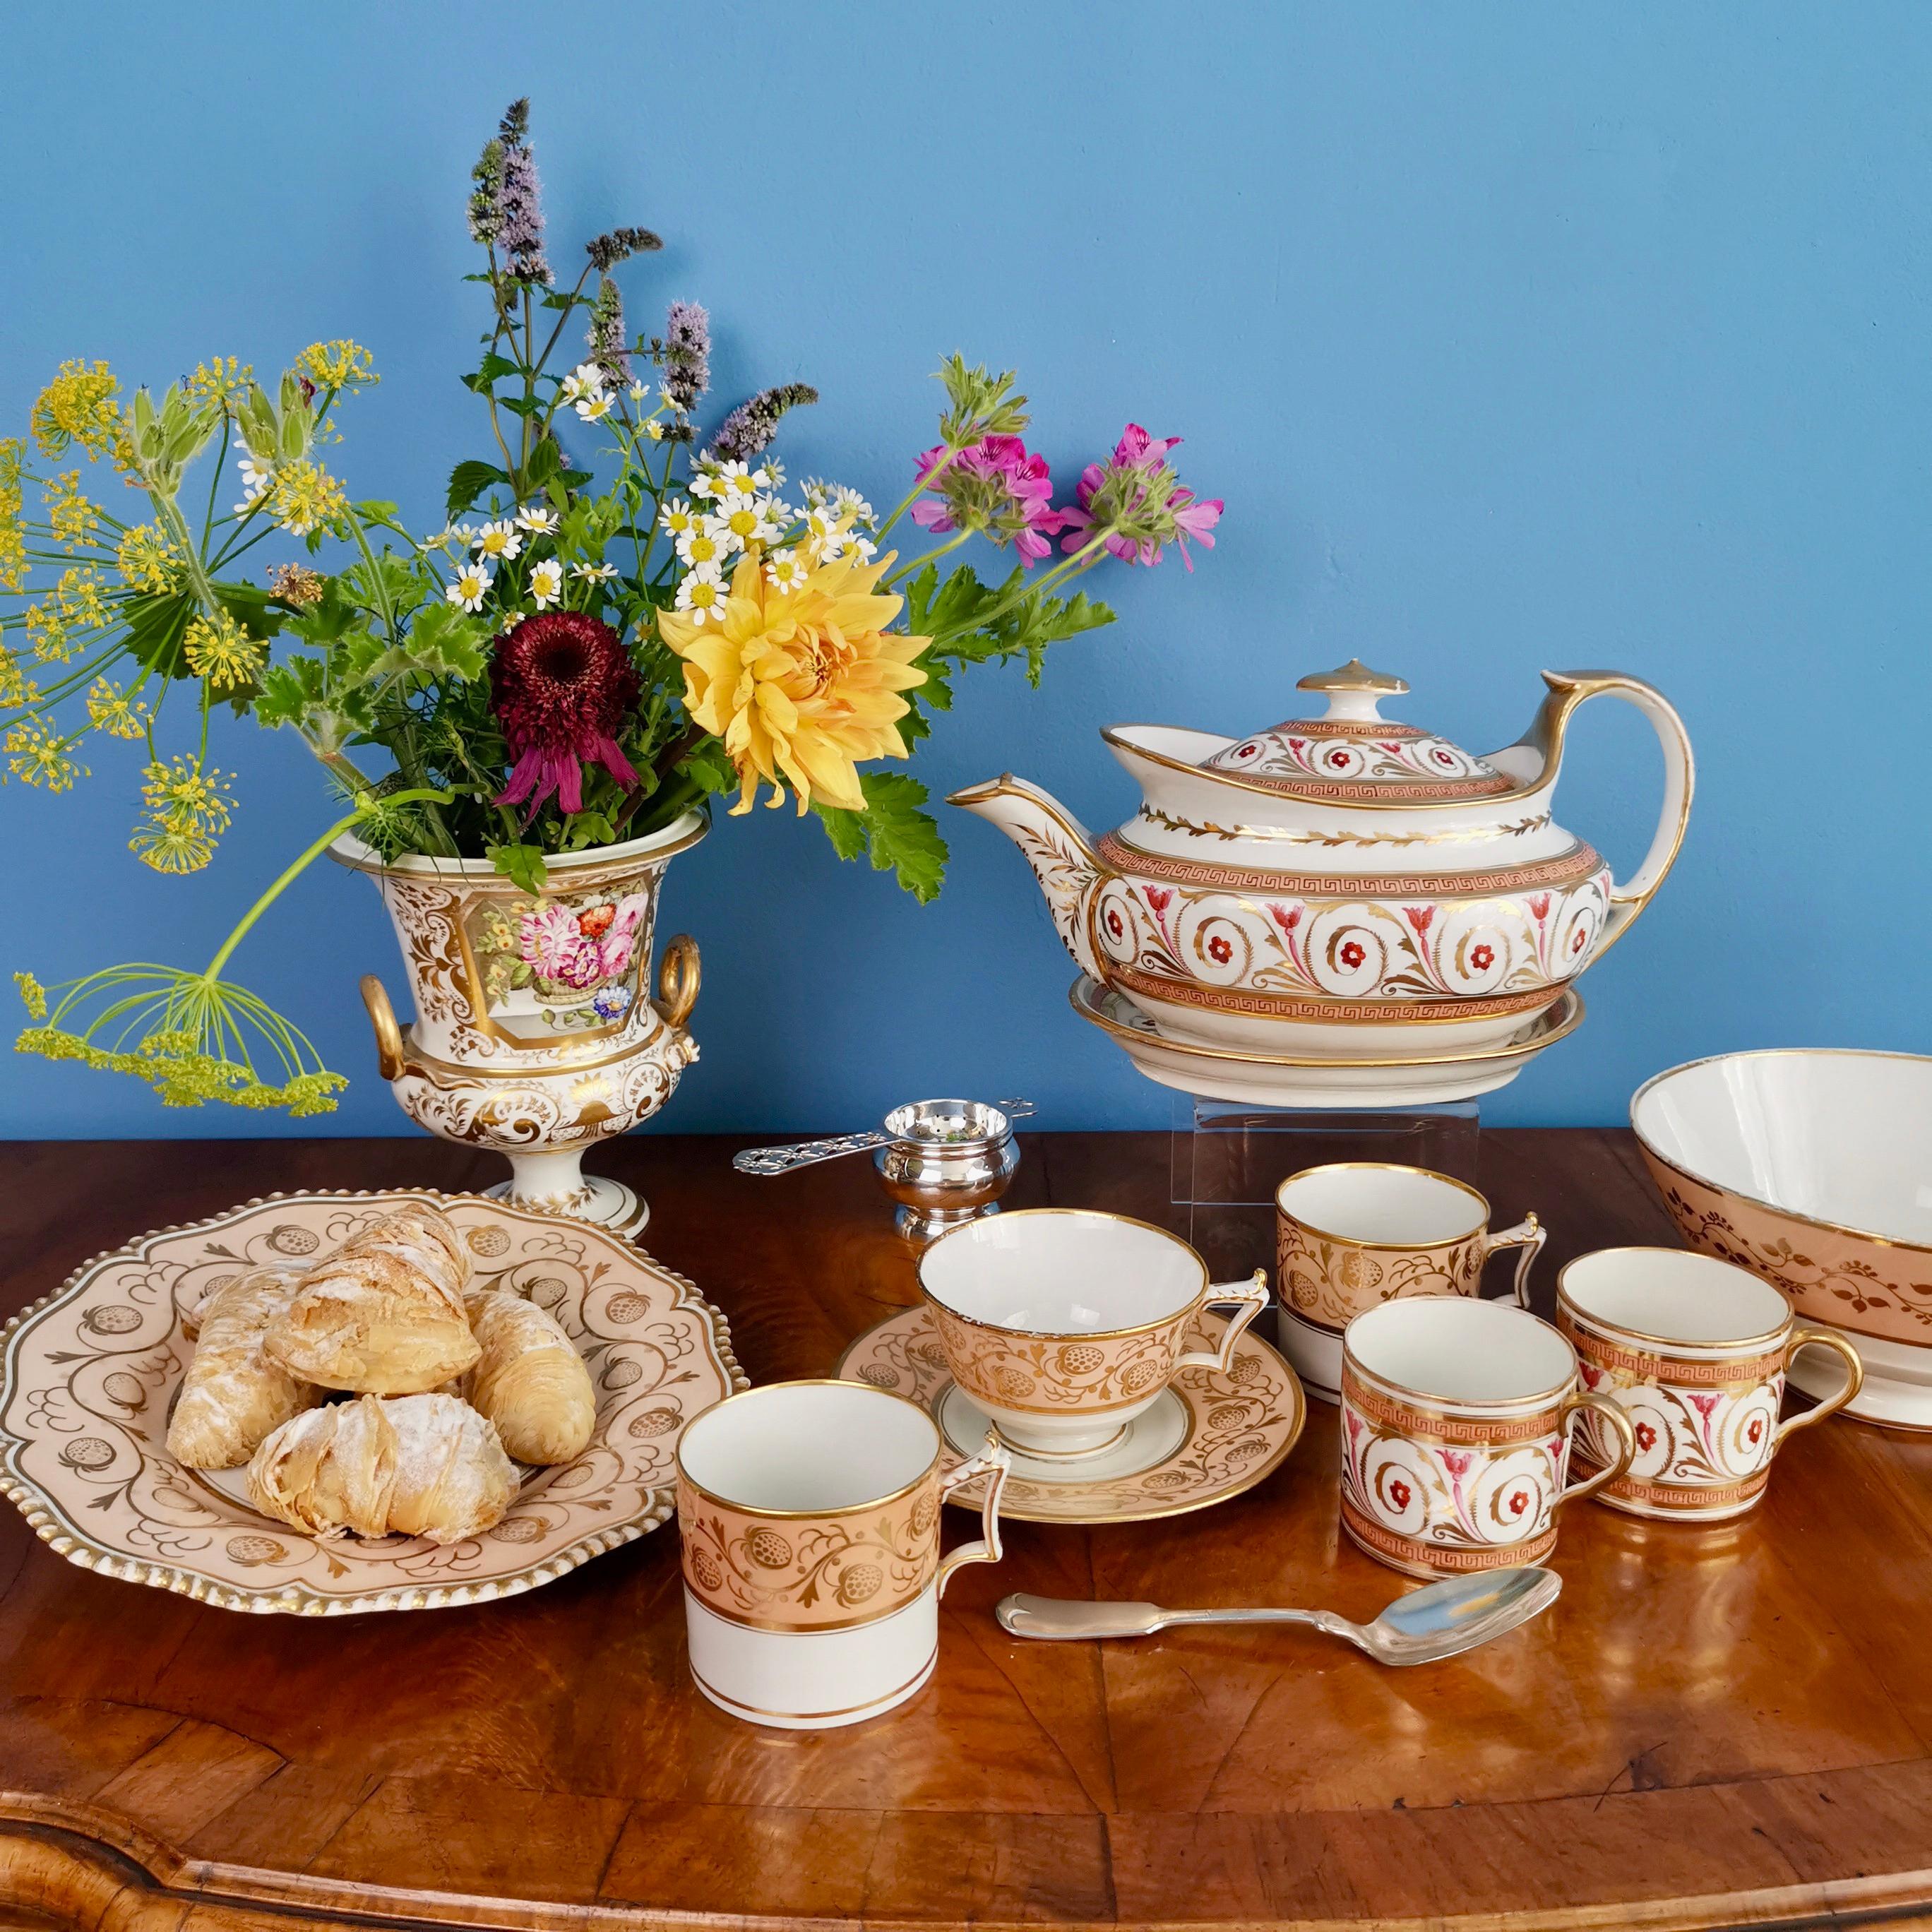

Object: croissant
[266,1200,479,1394]
[167,1266,319,1469]
[463,1289,596,1465]
[246,1393,515,1544]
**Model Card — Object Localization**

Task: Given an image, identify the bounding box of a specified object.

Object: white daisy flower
[514,504,559,535]
[759,459,786,489]
[576,392,614,424]
[528,559,564,608]
[676,521,730,570]
[764,548,807,593]
[627,381,650,403]
[643,419,664,441]
[847,534,878,564]
[473,520,523,561]
[802,504,845,555]
[658,497,700,539]
[416,524,458,552]
[571,561,619,582]
[674,565,727,624]
[689,468,721,501]
[801,477,833,508]
[559,362,607,406]
[233,453,273,514]
[717,496,780,550]
[446,562,493,612]
[830,485,876,527]
[659,386,681,413]
[711,460,760,503]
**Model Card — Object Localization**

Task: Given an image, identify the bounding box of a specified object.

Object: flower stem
[203,787,452,982]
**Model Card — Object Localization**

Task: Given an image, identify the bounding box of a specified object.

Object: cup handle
[1172,1271,1271,1373]
[1553,1392,1637,1508]
[1479,1213,1545,1308]
[1775,1327,1864,1441]
[934,1430,1010,1599]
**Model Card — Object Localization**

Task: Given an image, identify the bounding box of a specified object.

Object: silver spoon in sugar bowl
[996,1566,1561,1666]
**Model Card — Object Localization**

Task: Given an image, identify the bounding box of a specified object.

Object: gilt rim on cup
[1555,1246,1794,1354]
[1341,1299,1580,1412]
[1274,1162,1493,1251]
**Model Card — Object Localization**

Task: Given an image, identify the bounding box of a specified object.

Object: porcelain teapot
[950,662,1693,1056]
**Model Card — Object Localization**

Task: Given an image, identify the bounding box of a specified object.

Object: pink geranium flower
[911,434,1066,566]
[1058,423,1222,571]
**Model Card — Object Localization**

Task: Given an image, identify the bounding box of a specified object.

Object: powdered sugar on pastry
[167,1266,319,1469]
[266,1200,480,1394]
[463,1289,596,1465]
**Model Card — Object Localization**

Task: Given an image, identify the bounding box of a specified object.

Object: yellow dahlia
[659,548,929,814]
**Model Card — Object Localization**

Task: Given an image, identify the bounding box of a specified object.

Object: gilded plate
[835,1305,1304,1524]
[0,1191,746,1615]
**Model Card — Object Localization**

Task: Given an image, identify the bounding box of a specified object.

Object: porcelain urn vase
[951,661,1693,1062]
[333,811,707,1236]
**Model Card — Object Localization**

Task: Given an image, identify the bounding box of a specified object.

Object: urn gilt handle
[359,974,406,1083]
[653,933,701,1030]
[1516,671,1695,958]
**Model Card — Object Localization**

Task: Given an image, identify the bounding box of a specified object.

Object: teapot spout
[948,775,1110,982]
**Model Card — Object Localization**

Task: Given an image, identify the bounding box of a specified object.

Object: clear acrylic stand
[1171,1097,1481,1390]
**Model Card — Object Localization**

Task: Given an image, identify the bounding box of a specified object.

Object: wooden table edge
[5,1801,1932,1932]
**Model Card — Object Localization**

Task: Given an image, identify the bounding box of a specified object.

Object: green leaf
[121,589,197,679]
[352,499,400,523]
[447,459,509,520]
[288,577,357,643]
[489,843,549,895]
[562,811,618,852]
[818,773,948,902]
[254,655,327,730]
[401,602,489,680]
[460,352,520,393]
[676,740,737,797]
[523,436,562,491]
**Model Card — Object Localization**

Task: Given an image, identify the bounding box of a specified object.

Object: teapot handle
[1522,672,1695,958]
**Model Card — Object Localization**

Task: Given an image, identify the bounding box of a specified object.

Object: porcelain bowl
[1631,1050,1932,1429]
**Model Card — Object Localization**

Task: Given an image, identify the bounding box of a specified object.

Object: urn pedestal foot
[485,1150,650,1239]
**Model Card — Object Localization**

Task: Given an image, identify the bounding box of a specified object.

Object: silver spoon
[995,1566,1560,1666]
[732,1098,1033,1176]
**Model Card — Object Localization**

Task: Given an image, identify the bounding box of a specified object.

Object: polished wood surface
[2,1130,1931,1932]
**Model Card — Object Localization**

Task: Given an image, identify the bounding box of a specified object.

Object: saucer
[835,1304,1305,1524]
[1069,975,1584,1109]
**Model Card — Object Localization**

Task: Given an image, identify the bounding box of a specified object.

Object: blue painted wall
[3,2,1927,1139]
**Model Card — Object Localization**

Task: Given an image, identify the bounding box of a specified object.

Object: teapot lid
[1198,660,1515,801]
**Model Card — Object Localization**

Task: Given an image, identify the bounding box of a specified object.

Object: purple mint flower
[588,280,631,389]
[494,100,551,287]
[705,383,818,463]
[662,301,711,413]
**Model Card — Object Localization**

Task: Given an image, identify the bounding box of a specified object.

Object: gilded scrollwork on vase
[0,1192,744,1613]
[924,1300,1188,1415]
[1339,1375,1566,1566]
[1091,860,1611,1009]
[1277,1227,1484,1334]
[676,1477,941,1631]
[1648,1162,1932,1342]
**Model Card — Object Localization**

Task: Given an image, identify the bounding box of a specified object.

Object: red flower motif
[1339,940,1366,970]
[1570,929,1587,955]
[1388,1479,1412,1512]
[491,612,640,816]
[1144,887,1173,914]
[1746,1417,1765,1445]
[1635,1421,1657,1451]
[1207,935,1233,964]
[1441,1450,1474,1477]
[1268,902,1304,936]
[1506,1489,1530,1517]
[1470,943,1495,972]
[1104,908,1124,940]
[1432,749,1455,766]
[1528,893,1551,922]
[577,902,616,940]
[1404,905,1436,936]
[1325,748,1352,770]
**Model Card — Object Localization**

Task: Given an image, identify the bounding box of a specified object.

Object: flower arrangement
[1,100,1221,1115]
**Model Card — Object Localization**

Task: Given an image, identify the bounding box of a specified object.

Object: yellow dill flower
[182,609,264,691]
[115,522,179,592]
[268,457,347,537]
[266,561,325,607]
[6,718,86,790]
[30,359,121,459]
[0,641,35,706]
[295,340,378,393]
[186,357,254,411]
[141,753,235,834]
[24,600,69,663]
[130,817,215,873]
[49,566,111,639]
[85,676,150,739]
[45,470,102,550]
[0,440,25,592]
[13,971,47,1020]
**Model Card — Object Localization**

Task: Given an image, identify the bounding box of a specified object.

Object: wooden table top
[2,1129,1930,1932]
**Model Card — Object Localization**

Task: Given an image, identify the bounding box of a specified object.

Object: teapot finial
[1295,658,1407,723]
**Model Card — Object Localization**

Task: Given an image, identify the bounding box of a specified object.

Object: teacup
[1338,1296,1635,1576]
[1556,1247,1864,1521]
[918,1208,1270,1458]
[674,1379,1008,1729]
[1276,1162,1546,1400]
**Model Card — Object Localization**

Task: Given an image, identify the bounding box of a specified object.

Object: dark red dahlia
[491,612,641,816]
